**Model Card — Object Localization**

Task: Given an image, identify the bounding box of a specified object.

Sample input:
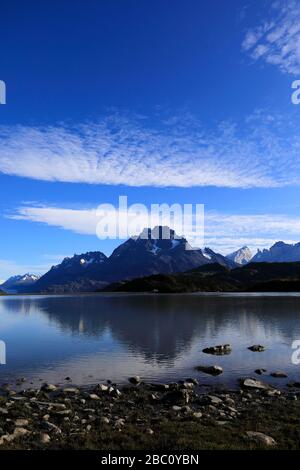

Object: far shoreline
[2,290,300,297]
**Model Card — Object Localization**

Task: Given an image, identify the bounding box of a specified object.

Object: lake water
[0,293,300,390]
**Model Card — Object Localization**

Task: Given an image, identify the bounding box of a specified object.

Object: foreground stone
[15,419,29,427]
[41,383,57,393]
[40,433,51,444]
[0,427,30,446]
[128,376,142,385]
[245,431,277,447]
[240,378,271,390]
[0,377,299,450]
[161,390,189,405]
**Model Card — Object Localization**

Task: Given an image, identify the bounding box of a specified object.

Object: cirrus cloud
[8,203,300,254]
[0,111,300,188]
[242,0,300,75]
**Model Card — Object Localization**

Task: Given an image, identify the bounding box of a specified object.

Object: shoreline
[1,378,300,450]
[2,291,300,297]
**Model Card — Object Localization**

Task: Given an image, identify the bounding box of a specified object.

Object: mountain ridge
[0,273,40,293]
[252,241,300,263]
[21,226,235,293]
[3,231,300,294]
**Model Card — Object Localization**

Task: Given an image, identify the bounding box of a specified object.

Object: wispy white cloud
[0,111,300,188]
[8,204,300,254]
[0,259,50,279]
[205,212,300,253]
[242,0,300,75]
[0,253,71,280]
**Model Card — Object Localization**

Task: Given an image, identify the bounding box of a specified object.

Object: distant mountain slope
[226,246,253,265]
[1,274,40,293]
[103,261,300,293]
[252,241,300,263]
[33,252,108,293]
[30,226,236,293]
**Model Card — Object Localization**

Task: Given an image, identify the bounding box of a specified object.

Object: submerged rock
[195,365,223,376]
[287,381,300,388]
[270,371,288,378]
[248,345,266,352]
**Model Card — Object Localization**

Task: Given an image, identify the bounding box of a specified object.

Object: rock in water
[195,365,223,375]
[248,345,266,352]
[128,376,142,385]
[245,431,277,447]
[240,378,270,390]
[41,383,57,392]
[287,381,300,388]
[254,369,266,375]
[202,344,231,355]
[270,371,287,378]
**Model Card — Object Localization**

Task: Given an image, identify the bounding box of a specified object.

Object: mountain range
[1,227,235,293]
[251,241,300,263]
[2,229,300,294]
[32,226,237,293]
[0,273,40,293]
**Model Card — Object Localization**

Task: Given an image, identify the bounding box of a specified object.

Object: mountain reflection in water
[0,294,299,388]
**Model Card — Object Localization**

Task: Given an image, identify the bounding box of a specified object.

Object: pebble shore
[1,375,300,450]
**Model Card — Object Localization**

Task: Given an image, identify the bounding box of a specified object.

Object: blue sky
[1,0,300,280]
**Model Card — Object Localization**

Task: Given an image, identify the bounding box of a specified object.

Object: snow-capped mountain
[104,226,235,282]
[226,246,253,265]
[252,241,300,263]
[1,273,40,293]
[30,226,235,293]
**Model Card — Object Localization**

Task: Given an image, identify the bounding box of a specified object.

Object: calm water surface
[0,293,300,389]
